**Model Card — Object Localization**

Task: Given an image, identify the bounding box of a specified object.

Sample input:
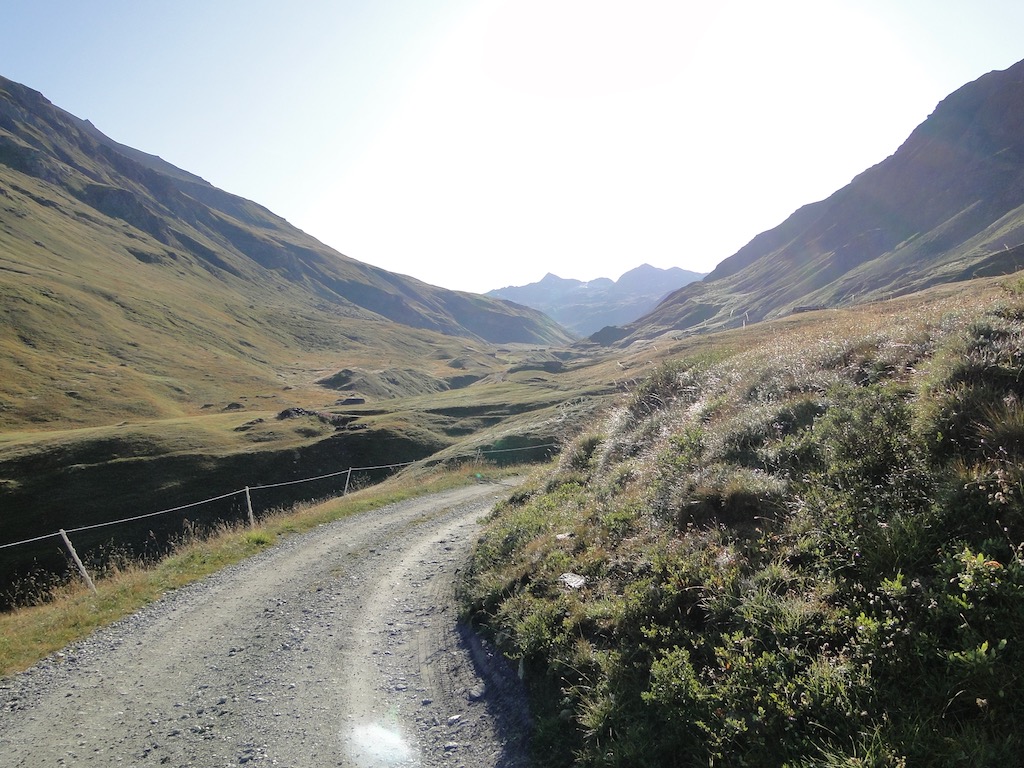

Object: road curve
[0,481,530,767]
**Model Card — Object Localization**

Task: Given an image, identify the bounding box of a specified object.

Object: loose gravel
[0,481,531,767]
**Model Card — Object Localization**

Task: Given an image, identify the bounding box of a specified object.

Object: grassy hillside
[462,274,1024,766]
[0,74,572,431]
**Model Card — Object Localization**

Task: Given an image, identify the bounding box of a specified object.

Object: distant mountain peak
[487,265,705,336]
[538,272,578,285]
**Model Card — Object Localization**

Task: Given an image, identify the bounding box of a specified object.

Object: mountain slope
[600,59,1024,345]
[0,75,571,427]
[488,264,704,336]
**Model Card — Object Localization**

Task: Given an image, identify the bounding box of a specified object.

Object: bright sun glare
[347,722,417,766]
[297,1,961,292]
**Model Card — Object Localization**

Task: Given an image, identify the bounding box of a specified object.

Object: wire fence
[0,443,559,565]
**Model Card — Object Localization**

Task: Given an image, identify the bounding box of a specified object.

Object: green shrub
[711,395,823,469]
[919,314,1024,462]
[560,432,604,473]
[627,361,703,418]
[655,464,787,532]
[463,293,1024,766]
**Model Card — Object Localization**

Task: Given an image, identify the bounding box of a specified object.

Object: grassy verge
[461,279,1024,766]
[0,460,528,678]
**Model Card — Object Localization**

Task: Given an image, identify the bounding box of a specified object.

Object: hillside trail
[0,482,531,767]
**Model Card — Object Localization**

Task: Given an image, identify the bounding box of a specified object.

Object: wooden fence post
[59,529,97,595]
[343,467,352,496]
[244,486,255,527]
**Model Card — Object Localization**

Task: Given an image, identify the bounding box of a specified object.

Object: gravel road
[0,481,531,767]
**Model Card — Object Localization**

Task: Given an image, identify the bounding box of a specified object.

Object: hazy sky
[2,2,1023,293]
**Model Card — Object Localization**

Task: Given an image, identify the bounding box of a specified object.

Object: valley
[4,56,1024,766]
[0,341,619,595]
[5,58,1024,590]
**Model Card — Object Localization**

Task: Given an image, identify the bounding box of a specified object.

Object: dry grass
[0,460,523,677]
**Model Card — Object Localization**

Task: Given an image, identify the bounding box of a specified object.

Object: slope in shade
[600,58,1024,345]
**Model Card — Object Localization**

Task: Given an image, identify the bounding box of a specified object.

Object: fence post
[343,467,352,496]
[244,486,255,527]
[59,529,98,595]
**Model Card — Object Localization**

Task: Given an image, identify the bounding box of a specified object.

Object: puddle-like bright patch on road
[346,723,419,766]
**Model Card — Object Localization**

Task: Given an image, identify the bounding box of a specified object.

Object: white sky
[2,1,1023,293]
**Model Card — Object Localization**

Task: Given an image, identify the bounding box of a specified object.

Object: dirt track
[0,482,530,767]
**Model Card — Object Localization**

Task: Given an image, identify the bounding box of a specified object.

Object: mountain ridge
[0,74,570,345]
[597,59,1024,345]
